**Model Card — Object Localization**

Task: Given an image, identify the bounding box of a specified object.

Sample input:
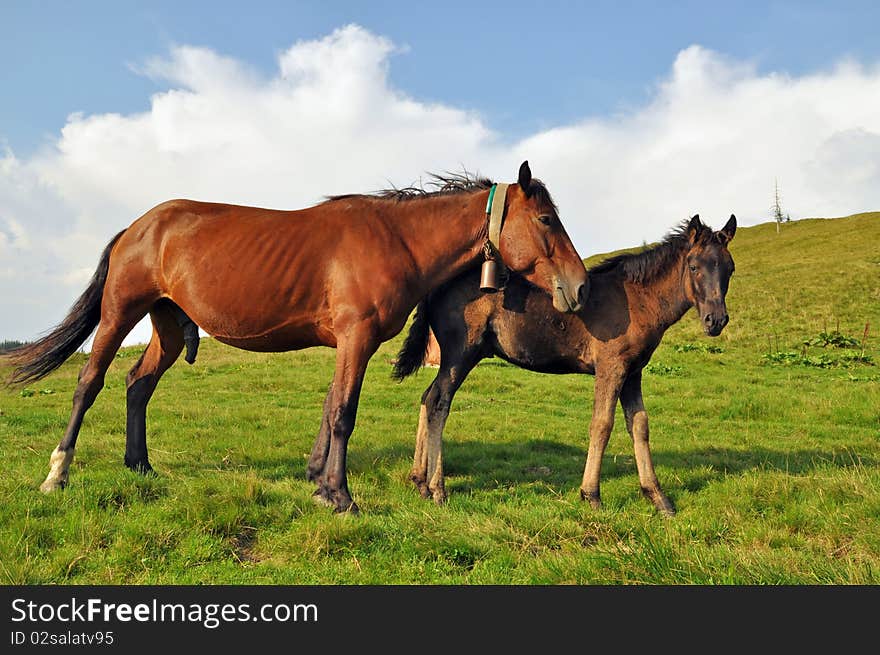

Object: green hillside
[0,212,877,584]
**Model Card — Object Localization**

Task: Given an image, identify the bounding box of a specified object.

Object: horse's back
[108,199,349,348]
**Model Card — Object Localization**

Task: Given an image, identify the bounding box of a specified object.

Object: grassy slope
[0,213,877,584]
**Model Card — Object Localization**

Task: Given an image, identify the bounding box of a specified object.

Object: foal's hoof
[411,474,431,499]
[580,488,602,510]
[641,487,676,517]
[654,497,677,518]
[418,486,432,500]
[39,478,66,494]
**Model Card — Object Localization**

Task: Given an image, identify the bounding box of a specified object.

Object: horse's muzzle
[553,277,587,313]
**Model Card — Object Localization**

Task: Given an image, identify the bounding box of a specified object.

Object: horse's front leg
[306,381,334,483]
[312,324,379,514]
[620,370,675,516]
[579,369,625,510]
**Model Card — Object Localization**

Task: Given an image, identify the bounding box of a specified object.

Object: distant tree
[0,340,27,353]
[772,178,787,233]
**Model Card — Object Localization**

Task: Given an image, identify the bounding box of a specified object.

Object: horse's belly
[210,321,333,352]
[186,303,335,351]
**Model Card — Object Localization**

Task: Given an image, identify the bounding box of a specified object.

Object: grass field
[1,212,878,584]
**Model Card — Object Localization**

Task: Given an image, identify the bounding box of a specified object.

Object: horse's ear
[687,214,702,244]
[518,160,532,194]
[719,214,737,244]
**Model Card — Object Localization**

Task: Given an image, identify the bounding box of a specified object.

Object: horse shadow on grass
[229,438,875,498]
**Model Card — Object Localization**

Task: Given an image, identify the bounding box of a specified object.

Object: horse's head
[496,161,588,313]
[683,214,737,336]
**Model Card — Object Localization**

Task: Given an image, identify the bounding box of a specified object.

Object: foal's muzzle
[703,310,729,337]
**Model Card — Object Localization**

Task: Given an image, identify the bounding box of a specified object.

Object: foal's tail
[392,300,432,381]
[6,230,126,386]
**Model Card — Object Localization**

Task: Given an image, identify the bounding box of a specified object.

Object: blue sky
[4,0,880,156]
[2,1,879,343]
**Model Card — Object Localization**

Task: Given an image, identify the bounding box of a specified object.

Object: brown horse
[8,161,588,513]
[393,214,736,516]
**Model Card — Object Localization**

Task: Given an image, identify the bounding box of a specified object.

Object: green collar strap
[485,182,509,250]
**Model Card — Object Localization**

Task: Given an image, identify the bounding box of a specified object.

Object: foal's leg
[40,315,142,492]
[124,303,185,474]
[620,371,675,516]
[416,349,480,504]
[579,369,625,509]
[411,381,435,499]
[312,324,379,514]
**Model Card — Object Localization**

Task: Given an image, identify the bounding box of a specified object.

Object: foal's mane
[589,218,716,284]
[326,171,557,210]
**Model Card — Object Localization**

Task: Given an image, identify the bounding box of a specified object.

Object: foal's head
[498,161,588,313]
[683,214,737,336]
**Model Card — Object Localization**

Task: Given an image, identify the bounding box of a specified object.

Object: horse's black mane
[326,171,557,210]
[589,218,716,284]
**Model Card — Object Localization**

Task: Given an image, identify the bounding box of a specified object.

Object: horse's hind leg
[124,302,185,474]
[40,314,143,492]
[619,370,675,516]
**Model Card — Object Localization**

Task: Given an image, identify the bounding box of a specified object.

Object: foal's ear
[518,160,532,194]
[718,214,737,245]
[687,214,703,244]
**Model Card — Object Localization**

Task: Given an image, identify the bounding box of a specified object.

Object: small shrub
[762,350,874,369]
[804,330,860,349]
[673,343,724,354]
[644,362,683,376]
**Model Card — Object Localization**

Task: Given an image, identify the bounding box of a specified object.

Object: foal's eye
[689,264,697,272]
[538,215,552,226]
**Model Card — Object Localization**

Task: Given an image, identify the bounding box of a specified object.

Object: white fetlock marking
[39,447,75,493]
[412,404,429,477]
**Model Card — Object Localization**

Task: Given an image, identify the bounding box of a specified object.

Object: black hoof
[334,500,359,515]
[311,487,334,507]
[125,458,154,475]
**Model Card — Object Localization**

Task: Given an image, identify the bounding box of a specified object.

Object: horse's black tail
[392,300,432,381]
[6,230,126,386]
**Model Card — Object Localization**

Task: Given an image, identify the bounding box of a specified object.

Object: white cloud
[516,47,880,250]
[1,28,878,348]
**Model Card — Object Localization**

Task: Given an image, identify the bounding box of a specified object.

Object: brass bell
[480,259,501,292]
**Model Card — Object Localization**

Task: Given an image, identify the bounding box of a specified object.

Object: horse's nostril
[577,283,587,305]
[704,314,712,324]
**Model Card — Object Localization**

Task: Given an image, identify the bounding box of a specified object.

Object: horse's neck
[629,250,692,331]
[391,193,488,292]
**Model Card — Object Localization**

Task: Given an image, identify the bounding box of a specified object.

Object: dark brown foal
[394,214,736,515]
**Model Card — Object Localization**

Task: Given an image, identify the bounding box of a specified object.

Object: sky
[1,0,879,345]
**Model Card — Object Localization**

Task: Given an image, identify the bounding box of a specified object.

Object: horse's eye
[689,265,697,272]
[538,215,552,226]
